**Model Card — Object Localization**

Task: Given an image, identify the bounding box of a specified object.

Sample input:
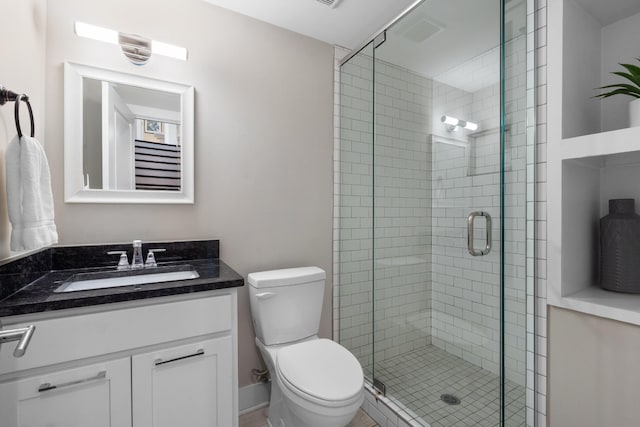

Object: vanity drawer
[0,293,232,375]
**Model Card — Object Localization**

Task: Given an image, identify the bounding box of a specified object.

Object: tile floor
[239,407,379,427]
[375,345,526,426]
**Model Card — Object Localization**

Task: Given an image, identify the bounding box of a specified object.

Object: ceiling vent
[401,19,442,43]
[315,0,341,8]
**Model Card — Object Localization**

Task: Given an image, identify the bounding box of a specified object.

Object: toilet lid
[276,339,363,402]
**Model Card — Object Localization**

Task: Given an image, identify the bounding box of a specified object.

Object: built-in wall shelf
[549,140,640,326]
[553,0,640,140]
[558,127,640,160]
[547,0,640,325]
[557,287,640,326]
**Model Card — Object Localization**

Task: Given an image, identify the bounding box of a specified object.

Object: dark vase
[600,199,640,293]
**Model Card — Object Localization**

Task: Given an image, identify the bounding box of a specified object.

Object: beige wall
[548,306,640,426]
[2,0,334,388]
[0,0,47,260]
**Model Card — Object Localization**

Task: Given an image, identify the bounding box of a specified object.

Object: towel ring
[14,94,34,139]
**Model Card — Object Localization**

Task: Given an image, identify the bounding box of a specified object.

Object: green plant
[595,58,640,99]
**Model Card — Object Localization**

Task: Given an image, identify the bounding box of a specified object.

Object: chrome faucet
[131,240,144,269]
[108,242,166,270]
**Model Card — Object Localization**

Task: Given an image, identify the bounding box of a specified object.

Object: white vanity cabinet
[0,357,131,427]
[132,336,233,427]
[0,290,238,427]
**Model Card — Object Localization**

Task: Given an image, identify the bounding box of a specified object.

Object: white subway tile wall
[533,0,547,426]
[372,58,433,364]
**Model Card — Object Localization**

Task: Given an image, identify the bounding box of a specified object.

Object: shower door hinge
[374,31,386,48]
[372,378,386,396]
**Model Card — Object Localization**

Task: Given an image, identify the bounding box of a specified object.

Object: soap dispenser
[131,240,144,269]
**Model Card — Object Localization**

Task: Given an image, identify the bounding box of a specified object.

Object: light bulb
[74,22,118,45]
[463,121,478,131]
[441,115,458,126]
[152,40,188,61]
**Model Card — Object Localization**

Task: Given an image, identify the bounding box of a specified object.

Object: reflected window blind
[134,140,181,191]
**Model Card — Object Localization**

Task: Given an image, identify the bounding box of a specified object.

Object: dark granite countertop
[0,240,244,317]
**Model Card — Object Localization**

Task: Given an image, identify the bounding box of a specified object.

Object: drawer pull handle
[38,370,106,393]
[155,348,205,366]
[0,324,36,358]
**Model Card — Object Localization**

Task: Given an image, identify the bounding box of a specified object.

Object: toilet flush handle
[255,292,276,300]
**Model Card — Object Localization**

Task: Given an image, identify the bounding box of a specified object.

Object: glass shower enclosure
[336,0,534,426]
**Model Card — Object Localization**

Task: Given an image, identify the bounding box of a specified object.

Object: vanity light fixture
[441,115,478,132]
[74,22,188,64]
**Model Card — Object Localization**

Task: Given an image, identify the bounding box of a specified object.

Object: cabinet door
[132,336,233,427]
[0,357,131,427]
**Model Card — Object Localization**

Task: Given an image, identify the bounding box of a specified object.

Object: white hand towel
[5,135,58,252]
[5,136,22,250]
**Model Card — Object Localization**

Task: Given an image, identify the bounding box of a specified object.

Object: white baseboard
[239,382,270,415]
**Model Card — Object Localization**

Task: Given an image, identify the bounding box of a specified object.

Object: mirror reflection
[82,79,182,191]
[64,62,194,204]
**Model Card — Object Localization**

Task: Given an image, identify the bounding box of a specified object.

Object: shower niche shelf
[547,0,640,324]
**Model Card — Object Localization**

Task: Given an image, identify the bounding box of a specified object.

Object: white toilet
[248,266,364,427]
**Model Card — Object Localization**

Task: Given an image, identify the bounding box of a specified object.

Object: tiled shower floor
[373,345,526,427]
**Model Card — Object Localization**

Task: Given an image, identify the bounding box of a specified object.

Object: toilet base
[266,377,360,427]
[265,375,286,427]
[256,337,363,427]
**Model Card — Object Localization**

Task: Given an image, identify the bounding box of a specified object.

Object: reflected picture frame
[145,119,163,134]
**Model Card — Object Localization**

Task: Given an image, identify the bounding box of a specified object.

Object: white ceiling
[115,84,180,112]
[577,0,640,26]
[201,0,416,49]
[201,0,529,92]
[199,0,640,92]
[376,0,501,82]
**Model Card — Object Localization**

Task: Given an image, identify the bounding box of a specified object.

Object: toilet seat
[276,338,363,407]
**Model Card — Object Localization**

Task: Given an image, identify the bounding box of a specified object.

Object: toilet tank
[248,267,326,345]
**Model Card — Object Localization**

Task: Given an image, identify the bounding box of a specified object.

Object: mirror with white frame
[64,62,194,203]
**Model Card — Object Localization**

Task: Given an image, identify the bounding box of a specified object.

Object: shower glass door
[371,1,504,425]
[339,0,530,425]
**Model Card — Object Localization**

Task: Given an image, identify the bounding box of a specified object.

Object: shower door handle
[467,211,492,256]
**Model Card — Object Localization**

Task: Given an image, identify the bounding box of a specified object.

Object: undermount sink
[54,265,200,293]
